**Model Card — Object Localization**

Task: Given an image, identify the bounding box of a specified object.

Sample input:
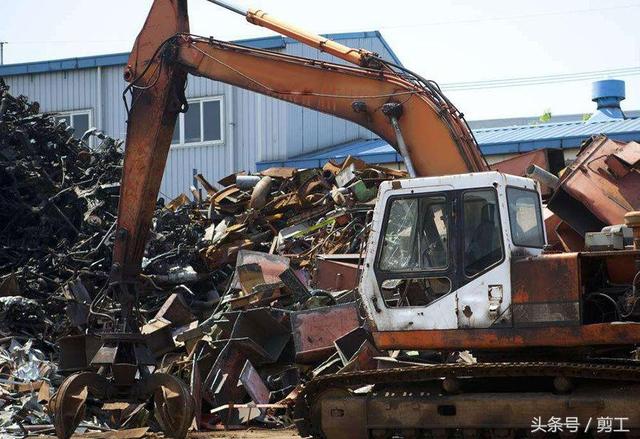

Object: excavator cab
[361,171,545,335]
[307,172,640,438]
[360,171,640,355]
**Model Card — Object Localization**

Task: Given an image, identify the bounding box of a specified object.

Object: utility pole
[0,42,6,65]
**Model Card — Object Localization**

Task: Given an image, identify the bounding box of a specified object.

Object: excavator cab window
[463,189,503,277]
[378,195,449,272]
[377,194,451,307]
[380,277,452,307]
[506,187,545,248]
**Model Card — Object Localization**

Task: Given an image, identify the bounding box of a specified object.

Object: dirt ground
[189,428,301,438]
[33,427,301,439]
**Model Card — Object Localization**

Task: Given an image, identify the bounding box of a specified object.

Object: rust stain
[511,252,581,304]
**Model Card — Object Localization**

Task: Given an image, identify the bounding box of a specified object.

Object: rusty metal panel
[606,144,640,178]
[338,340,382,373]
[279,268,311,301]
[490,148,564,197]
[291,302,360,363]
[373,322,640,351]
[203,341,248,407]
[512,302,580,327]
[230,250,290,290]
[141,317,176,357]
[236,263,266,294]
[334,327,371,365]
[511,253,581,304]
[239,360,271,405]
[57,334,101,372]
[581,249,639,284]
[314,258,361,291]
[555,219,586,252]
[153,293,195,326]
[225,307,291,365]
[548,136,640,236]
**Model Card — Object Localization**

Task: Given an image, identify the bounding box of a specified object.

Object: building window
[172,97,223,146]
[56,110,91,140]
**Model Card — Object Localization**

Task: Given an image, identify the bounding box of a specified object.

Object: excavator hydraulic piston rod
[526,164,559,190]
[205,0,246,15]
[383,102,416,177]
[207,0,377,67]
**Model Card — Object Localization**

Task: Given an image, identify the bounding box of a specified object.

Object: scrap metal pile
[0,79,123,435]
[0,81,409,435]
[137,159,407,431]
[0,81,123,339]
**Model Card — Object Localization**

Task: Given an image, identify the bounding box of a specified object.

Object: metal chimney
[587,79,626,123]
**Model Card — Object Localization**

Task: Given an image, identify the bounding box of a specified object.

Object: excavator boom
[114,0,487,281]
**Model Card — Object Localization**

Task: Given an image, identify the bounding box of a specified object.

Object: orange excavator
[51,1,640,438]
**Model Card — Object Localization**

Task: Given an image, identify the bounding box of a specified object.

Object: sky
[1,0,639,121]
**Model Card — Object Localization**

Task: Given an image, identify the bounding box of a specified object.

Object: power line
[440,67,640,91]
[379,3,640,30]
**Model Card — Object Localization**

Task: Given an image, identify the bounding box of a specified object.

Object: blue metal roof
[257,138,402,170]
[0,31,401,77]
[474,117,640,155]
[257,117,640,169]
[0,52,131,76]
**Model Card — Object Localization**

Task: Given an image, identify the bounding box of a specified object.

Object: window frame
[505,186,546,249]
[379,276,453,308]
[171,96,224,148]
[374,191,454,310]
[460,187,506,279]
[55,109,92,139]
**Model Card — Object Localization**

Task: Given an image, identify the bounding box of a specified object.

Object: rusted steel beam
[320,387,640,436]
[373,322,640,351]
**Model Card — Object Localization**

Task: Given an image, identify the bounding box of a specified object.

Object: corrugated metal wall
[4,68,98,118]
[2,33,398,199]
[102,66,127,141]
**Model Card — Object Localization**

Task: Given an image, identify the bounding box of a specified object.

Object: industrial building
[1,31,638,197]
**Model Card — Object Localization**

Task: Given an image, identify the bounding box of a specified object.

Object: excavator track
[294,361,640,438]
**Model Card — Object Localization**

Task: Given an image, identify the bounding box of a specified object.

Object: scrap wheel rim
[51,372,110,439]
[144,373,194,439]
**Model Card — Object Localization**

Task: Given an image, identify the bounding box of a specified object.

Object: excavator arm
[112,0,487,282]
[177,36,486,173]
